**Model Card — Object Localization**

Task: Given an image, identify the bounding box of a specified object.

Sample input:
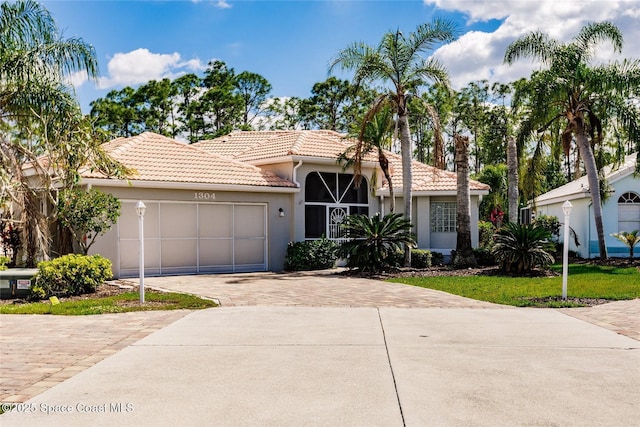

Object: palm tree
[507,136,519,223]
[339,104,396,213]
[611,230,640,259]
[504,21,640,259]
[452,134,477,268]
[330,19,458,265]
[1,0,99,265]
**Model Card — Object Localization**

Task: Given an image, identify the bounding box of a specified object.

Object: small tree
[611,231,640,259]
[57,188,121,255]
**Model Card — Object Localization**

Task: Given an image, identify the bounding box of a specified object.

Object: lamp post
[136,201,146,304]
[562,200,572,300]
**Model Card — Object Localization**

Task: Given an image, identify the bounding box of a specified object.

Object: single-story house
[532,152,639,258]
[83,130,489,277]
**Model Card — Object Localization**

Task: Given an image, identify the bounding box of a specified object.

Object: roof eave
[247,155,378,168]
[532,190,590,207]
[376,189,490,197]
[80,178,300,193]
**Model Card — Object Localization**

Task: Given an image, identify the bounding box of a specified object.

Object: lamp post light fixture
[561,200,573,300]
[136,201,146,304]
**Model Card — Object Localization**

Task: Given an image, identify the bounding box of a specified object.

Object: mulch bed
[0,281,138,306]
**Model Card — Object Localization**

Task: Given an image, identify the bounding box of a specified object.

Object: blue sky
[41,0,640,113]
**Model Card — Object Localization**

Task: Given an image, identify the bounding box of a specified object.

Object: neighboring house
[532,152,639,258]
[83,130,489,277]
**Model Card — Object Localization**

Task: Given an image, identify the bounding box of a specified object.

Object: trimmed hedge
[32,254,113,298]
[284,238,339,271]
[389,249,434,269]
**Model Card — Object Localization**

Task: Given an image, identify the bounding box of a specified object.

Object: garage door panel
[234,205,265,238]
[199,205,233,238]
[118,202,266,277]
[119,238,161,271]
[161,204,197,238]
[199,239,233,266]
[161,239,197,268]
[235,238,266,265]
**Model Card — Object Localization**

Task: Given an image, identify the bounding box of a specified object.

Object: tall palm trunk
[507,136,519,223]
[570,112,607,258]
[424,103,445,169]
[452,134,477,268]
[397,98,413,267]
[378,148,395,213]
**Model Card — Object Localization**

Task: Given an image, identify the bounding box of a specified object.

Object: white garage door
[118,201,267,277]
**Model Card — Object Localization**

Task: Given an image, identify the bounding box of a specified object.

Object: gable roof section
[534,152,638,206]
[82,132,296,189]
[195,130,489,194]
[194,130,365,162]
[382,150,489,194]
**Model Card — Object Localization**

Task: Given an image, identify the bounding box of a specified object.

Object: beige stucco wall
[380,194,483,255]
[88,185,295,277]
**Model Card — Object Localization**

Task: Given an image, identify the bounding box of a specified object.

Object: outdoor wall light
[279,208,285,217]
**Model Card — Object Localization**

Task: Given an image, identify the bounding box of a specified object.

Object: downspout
[293,161,303,188]
[379,195,385,216]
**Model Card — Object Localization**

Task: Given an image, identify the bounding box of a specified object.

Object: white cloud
[191,0,231,8]
[97,48,206,89]
[65,70,89,89]
[424,0,640,90]
[214,0,231,9]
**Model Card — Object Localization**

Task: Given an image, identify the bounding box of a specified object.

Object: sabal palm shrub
[337,213,416,273]
[611,231,640,259]
[491,222,555,274]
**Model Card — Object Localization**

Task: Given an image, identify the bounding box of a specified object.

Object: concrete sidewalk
[3,307,639,426]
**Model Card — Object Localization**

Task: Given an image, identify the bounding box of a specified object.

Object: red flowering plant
[489,205,505,228]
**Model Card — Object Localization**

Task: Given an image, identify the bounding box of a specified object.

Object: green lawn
[388,264,640,307]
[0,290,217,315]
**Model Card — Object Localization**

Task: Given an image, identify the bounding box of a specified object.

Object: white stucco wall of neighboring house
[534,172,640,258]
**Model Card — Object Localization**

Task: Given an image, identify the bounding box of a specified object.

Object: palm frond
[574,21,623,61]
[504,31,558,65]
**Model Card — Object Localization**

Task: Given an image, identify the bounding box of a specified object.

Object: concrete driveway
[2,306,639,426]
[2,271,639,426]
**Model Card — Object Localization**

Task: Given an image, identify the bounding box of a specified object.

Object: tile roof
[82,132,296,188]
[194,130,362,161]
[383,151,490,193]
[535,152,638,204]
[195,130,489,193]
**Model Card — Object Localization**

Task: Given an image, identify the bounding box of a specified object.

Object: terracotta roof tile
[195,130,489,193]
[382,151,490,192]
[82,132,296,188]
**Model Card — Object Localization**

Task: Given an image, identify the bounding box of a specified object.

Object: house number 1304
[194,192,215,200]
